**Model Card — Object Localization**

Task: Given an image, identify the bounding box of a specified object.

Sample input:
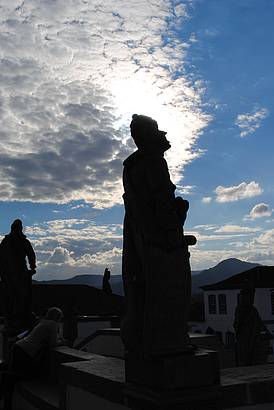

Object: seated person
[0,307,64,410]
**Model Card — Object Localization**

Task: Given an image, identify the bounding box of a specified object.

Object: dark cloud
[247,203,272,219]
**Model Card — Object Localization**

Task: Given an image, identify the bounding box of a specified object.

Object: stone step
[14,380,59,410]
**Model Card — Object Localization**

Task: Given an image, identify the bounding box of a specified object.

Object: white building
[200,266,274,356]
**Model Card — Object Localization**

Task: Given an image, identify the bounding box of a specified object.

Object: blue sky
[0,0,273,279]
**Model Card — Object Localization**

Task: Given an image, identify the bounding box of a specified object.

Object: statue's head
[11,219,23,232]
[239,283,255,306]
[130,114,170,152]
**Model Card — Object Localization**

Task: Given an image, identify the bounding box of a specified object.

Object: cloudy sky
[0,0,273,280]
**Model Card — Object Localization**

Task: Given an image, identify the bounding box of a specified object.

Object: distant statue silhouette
[234,284,273,366]
[0,219,36,330]
[63,303,78,347]
[121,114,195,357]
[102,267,113,295]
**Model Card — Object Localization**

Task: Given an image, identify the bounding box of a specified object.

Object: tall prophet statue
[234,284,273,366]
[121,114,194,358]
[0,219,36,330]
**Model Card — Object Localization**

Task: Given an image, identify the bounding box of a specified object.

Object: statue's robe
[234,304,270,365]
[121,150,191,357]
[0,232,36,325]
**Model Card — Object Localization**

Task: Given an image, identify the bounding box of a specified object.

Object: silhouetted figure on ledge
[234,284,273,366]
[121,114,195,358]
[63,303,78,347]
[102,267,113,295]
[0,219,36,331]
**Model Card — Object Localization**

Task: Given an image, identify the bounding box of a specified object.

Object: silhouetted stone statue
[0,219,36,331]
[63,304,78,347]
[102,267,113,295]
[234,284,273,366]
[121,114,195,358]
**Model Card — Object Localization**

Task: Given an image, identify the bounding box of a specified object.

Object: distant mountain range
[35,258,261,296]
[191,258,260,293]
[35,274,123,295]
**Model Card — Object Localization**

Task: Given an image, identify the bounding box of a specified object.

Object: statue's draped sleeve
[26,239,36,271]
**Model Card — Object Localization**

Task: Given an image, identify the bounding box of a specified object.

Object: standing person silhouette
[0,219,36,331]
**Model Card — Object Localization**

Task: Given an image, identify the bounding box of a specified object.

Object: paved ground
[228,404,274,409]
[221,362,274,384]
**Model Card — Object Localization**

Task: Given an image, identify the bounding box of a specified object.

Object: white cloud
[47,247,74,264]
[191,232,254,242]
[236,229,274,266]
[193,224,218,231]
[202,196,212,203]
[190,248,236,271]
[23,216,274,278]
[188,223,271,270]
[175,185,195,195]
[0,0,210,208]
[245,203,273,220]
[26,219,123,257]
[215,181,263,203]
[38,245,123,281]
[215,225,261,234]
[190,228,274,271]
[252,229,274,247]
[25,218,123,280]
[235,107,268,137]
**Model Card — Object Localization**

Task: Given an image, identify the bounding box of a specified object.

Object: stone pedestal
[0,328,18,363]
[124,383,221,410]
[124,349,221,409]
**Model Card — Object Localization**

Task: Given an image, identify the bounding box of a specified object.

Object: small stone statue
[234,284,273,366]
[121,114,195,358]
[102,267,113,295]
[0,219,36,331]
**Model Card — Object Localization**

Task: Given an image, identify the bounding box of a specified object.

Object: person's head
[239,284,255,306]
[11,219,23,233]
[130,114,170,152]
[45,307,63,322]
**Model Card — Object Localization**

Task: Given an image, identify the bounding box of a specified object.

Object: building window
[271,291,274,314]
[218,294,227,314]
[208,294,217,314]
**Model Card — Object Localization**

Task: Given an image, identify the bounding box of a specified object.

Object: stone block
[125,349,220,389]
[249,380,274,404]
[124,383,222,410]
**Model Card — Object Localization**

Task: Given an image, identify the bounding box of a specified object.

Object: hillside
[191,258,260,293]
[34,258,261,296]
[36,274,122,288]
[35,274,124,295]
[0,283,125,316]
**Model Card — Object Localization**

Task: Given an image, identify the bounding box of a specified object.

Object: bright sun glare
[111,72,208,183]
